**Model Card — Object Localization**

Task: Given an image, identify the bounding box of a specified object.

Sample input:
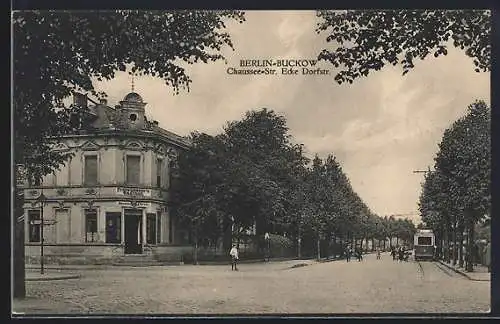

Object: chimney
[73,92,88,107]
[99,98,108,105]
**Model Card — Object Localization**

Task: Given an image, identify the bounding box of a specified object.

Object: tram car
[413,229,435,261]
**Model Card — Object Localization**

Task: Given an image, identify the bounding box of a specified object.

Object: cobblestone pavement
[12,253,490,315]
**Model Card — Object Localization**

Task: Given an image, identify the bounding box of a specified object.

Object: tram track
[416,260,459,280]
[416,260,425,279]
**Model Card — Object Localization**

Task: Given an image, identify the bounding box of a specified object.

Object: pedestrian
[376,247,381,260]
[391,247,396,261]
[398,247,404,262]
[356,247,363,262]
[345,246,351,262]
[229,245,239,271]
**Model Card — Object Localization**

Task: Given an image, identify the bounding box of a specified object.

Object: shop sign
[117,201,150,207]
[116,187,151,197]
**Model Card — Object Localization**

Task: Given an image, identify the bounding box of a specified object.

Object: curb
[26,266,110,271]
[24,258,302,270]
[26,274,81,281]
[437,260,490,282]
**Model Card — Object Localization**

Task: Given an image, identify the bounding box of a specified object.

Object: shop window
[85,209,98,242]
[105,212,121,243]
[28,210,41,242]
[126,155,140,185]
[84,155,98,185]
[146,213,156,244]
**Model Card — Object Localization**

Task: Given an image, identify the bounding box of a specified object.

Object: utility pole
[14,164,26,299]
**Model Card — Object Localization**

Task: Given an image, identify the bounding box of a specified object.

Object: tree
[223,109,308,236]
[434,101,490,271]
[13,10,245,297]
[315,10,490,84]
[171,108,309,257]
[419,101,490,271]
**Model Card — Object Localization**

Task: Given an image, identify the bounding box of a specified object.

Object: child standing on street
[229,245,239,271]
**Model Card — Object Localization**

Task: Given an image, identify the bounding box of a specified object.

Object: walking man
[376,247,381,260]
[230,245,239,271]
[356,247,363,262]
[345,246,351,262]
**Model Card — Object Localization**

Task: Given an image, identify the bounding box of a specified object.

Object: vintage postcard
[12,9,491,316]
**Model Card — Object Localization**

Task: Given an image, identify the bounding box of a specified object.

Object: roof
[123,92,143,103]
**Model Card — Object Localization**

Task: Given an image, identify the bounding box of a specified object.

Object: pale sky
[92,11,490,223]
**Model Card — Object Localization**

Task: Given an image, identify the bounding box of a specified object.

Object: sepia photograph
[12,9,491,316]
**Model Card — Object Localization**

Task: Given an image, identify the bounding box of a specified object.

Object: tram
[413,229,435,261]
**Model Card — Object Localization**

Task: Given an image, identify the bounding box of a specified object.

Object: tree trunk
[444,219,450,263]
[316,237,321,261]
[382,239,386,251]
[452,220,458,266]
[466,218,475,272]
[193,227,199,265]
[458,222,465,268]
[396,236,399,246]
[14,187,26,299]
[297,237,302,259]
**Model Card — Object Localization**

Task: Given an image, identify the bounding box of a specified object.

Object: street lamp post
[264,232,270,262]
[32,192,47,275]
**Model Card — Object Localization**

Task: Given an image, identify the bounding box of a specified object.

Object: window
[156,211,162,244]
[28,210,41,242]
[417,236,432,246]
[84,155,98,185]
[85,210,98,242]
[105,212,121,243]
[156,158,162,188]
[146,213,156,244]
[126,155,140,185]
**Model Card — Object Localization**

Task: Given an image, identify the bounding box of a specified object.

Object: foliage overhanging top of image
[316,10,490,84]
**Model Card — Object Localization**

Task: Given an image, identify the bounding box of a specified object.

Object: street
[13,253,490,314]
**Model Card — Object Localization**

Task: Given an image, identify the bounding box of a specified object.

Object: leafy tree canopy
[316,10,490,84]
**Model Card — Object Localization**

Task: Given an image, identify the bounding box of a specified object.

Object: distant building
[23,91,193,264]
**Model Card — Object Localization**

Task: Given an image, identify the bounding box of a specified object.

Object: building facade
[23,91,192,264]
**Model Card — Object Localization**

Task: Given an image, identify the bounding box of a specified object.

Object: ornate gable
[125,140,143,151]
[52,142,70,152]
[81,140,100,151]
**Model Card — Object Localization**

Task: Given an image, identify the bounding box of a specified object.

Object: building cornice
[50,129,191,150]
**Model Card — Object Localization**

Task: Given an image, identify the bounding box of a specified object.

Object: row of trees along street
[169,109,417,264]
[418,101,491,272]
[13,9,489,297]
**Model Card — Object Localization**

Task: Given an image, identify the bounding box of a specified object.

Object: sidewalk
[26,270,81,281]
[26,264,113,271]
[438,260,490,282]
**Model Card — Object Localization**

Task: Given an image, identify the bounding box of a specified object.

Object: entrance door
[124,209,143,254]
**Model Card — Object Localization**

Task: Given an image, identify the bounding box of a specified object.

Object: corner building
[23,92,192,264]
